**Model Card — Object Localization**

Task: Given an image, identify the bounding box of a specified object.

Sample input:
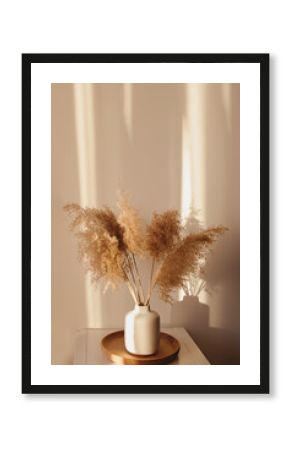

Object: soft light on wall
[51,83,240,364]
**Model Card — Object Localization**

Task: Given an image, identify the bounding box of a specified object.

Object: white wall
[52,83,240,364]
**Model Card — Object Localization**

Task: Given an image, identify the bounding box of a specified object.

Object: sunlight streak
[123,83,132,138]
[221,83,232,131]
[180,85,208,304]
[183,84,207,225]
[73,84,103,327]
[181,116,193,220]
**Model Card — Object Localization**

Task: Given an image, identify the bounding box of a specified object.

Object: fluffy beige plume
[117,194,146,255]
[146,210,182,259]
[63,203,127,286]
[155,226,228,303]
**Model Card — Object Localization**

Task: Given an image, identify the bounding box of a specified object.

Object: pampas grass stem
[125,251,141,304]
[125,279,139,305]
[145,257,155,305]
[131,253,145,305]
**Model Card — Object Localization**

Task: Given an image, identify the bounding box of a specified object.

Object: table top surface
[74,327,210,365]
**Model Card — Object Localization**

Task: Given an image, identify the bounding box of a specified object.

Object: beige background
[51,83,240,365]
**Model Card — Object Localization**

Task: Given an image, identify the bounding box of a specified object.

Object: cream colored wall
[51,83,240,364]
[51,85,87,364]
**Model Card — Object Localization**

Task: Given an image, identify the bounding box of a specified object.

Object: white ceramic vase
[124,305,160,355]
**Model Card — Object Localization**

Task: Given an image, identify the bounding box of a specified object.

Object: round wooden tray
[101,331,180,365]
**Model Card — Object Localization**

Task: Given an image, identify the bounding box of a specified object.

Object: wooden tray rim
[101,330,180,365]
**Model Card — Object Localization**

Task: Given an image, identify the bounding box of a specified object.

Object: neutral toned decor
[124,305,160,355]
[64,193,227,356]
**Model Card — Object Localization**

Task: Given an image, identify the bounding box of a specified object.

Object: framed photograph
[22,53,269,394]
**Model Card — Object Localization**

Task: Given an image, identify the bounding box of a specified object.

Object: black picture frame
[22,53,269,394]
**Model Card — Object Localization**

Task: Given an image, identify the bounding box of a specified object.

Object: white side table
[73,327,210,365]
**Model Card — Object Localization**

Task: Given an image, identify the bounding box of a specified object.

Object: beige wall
[52,83,240,364]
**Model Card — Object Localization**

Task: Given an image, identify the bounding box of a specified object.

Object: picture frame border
[22,53,269,394]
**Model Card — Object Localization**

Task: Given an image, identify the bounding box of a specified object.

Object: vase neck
[135,305,150,312]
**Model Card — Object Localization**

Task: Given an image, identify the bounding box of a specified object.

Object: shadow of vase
[170,295,240,365]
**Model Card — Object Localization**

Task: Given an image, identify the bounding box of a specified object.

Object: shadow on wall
[202,84,240,363]
[170,296,240,364]
[169,84,240,365]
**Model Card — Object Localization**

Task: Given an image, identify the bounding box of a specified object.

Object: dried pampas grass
[63,203,128,290]
[117,194,146,255]
[64,197,228,306]
[154,227,228,303]
[146,210,181,259]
